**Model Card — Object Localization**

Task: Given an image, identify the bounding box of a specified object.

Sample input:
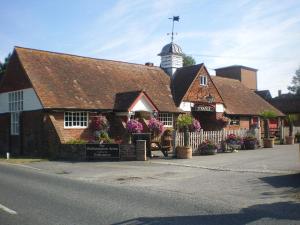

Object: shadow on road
[260,173,300,189]
[112,201,300,225]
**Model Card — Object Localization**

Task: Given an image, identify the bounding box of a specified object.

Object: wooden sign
[192,105,215,112]
[86,144,120,160]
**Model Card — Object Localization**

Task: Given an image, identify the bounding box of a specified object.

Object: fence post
[136,140,147,161]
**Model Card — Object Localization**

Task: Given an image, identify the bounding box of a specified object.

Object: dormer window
[200,75,207,86]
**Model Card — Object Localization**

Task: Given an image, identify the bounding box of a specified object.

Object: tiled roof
[270,95,300,114]
[212,76,284,116]
[255,90,272,101]
[15,47,179,112]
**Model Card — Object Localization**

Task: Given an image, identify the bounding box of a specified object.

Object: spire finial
[167,16,180,42]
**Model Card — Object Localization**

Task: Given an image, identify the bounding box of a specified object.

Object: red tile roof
[15,47,179,112]
[212,76,285,116]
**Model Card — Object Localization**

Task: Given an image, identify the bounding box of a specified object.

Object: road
[0,146,300,225]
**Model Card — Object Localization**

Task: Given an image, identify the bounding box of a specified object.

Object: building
[0,46,180,156]
[171,63,284,131]
[0,42,285,157]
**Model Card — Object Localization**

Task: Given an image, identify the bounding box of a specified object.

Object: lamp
[206,94,215,104]
[153,110,158,118]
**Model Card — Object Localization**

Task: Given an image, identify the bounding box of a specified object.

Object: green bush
[65,139,87,144]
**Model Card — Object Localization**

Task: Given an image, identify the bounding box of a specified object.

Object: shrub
[92,115,109,131]
[177,114,193,131]
[99,131,114,144]
[65,139,87,144]
[198,140,218,155]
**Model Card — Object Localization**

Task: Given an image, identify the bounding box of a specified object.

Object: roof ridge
[14,46,161,69]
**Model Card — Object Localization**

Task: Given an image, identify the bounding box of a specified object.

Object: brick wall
[50,111,96,143]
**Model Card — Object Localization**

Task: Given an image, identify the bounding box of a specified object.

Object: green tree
[0,53,12,79]
[183,54,196,67]
[287,66,300,95]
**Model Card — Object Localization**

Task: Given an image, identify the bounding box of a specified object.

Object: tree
[0,53,12,80]
[287,66,300,95]
[183,54,196,67]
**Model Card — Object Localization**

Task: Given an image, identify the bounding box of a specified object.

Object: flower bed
[197,140,218,155]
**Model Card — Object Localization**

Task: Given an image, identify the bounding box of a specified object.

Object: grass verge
[0,157,48,164]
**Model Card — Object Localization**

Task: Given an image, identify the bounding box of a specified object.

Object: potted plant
[243,135,258,150]
[260,110,277,148]
[175,114,193,159]
[295,131,300,143]
[225,133,243,152]
[198,140,218,155]
[148,118,164,140]
[126,119,143,143]
[285,114,296,145]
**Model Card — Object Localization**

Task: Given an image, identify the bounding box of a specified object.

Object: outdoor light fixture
[153,110,158,118]
[206,94,215,104]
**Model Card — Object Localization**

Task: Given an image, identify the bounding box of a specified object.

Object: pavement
[0,144,299,225]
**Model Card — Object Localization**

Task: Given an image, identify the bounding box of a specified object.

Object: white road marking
[0,203,17,215]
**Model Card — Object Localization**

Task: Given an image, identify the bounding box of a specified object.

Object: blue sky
[1,0,300,96]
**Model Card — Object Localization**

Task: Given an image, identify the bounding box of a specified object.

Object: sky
[0,0,300,96]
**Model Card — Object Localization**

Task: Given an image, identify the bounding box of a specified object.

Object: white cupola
[158,42,183,76]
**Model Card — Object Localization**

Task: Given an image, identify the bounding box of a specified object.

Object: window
[230,117,240,126]
[8,90,23,135]
[158,113,173,127]
[200,75,207,86]
[64,112,88,128]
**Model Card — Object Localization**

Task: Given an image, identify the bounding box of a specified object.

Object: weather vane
[167,16,180,42]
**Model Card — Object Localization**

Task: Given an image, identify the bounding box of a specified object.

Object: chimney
[145,62,154,67]
[278,90,282,97]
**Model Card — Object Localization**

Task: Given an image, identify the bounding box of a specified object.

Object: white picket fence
[175,129,251,151]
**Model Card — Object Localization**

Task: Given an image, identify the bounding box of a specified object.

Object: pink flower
[148,118,164,134]
[127,119,143,133]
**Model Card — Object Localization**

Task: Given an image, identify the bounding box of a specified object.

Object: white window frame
[200,75,208,86]
[158,113,173,127]
[8,90,23,135]
[64,111,88,128]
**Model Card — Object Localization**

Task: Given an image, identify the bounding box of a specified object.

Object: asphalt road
[0,146,300,225]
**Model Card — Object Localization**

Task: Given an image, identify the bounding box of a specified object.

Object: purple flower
[92,115,109,131]
[127,119,143,133]
[190,119,201,132]
[148,118,164,135]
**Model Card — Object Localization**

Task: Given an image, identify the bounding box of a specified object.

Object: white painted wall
[0,88,43,113]
[130,95,155,112]
[216,104,225,113]
[179,101,194,112]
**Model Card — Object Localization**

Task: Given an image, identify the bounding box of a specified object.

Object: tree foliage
[183,54,196,67]
[0,53,12,79]
[287,66,300,95]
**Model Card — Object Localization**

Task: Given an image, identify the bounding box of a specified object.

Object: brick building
[0,43,284,157]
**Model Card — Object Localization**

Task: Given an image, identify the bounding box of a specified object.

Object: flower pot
[285,136,294,145]
[263,138,274,148]
[176,146,192,159]
[244,140,257,150]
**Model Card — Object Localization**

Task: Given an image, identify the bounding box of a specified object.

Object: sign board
[86,144,120,160]
[192,105,215,112]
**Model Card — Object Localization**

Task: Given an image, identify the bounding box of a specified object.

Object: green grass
[0,157,48,164]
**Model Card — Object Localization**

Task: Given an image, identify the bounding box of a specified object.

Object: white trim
[158,113,173,127]
[64,111,89,129]
[199,75,208,86]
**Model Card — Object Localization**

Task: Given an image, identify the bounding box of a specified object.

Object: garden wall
[54,143,137,161]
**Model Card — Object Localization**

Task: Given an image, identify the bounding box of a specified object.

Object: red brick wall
[50,111,96,143]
